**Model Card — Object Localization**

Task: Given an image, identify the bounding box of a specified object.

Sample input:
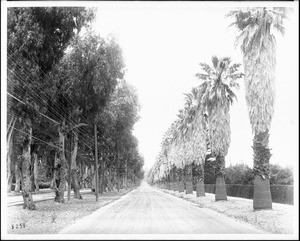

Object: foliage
[226,7,289,134]
[224,163,293,185]
[269,164,293,185]
[7,7,144,201]
[196,56,243,157]
[7,7,95,121]
[225,163,254,185]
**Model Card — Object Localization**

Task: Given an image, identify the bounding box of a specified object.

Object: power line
[7,91,109,153]
[7,40,115,154]
[7,89,96,152]
[7,44,94,132]
[7,66,96,151]
[10,125,92,160]
[7,92,60,125]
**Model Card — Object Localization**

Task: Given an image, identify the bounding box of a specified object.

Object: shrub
[38,182,51,189]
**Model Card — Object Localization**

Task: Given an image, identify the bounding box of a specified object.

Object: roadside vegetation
[147,7,293,210]
[7,189,132,234]
[7,7,144,211]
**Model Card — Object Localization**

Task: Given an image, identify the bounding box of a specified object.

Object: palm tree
[174,109,191,194]
[227,7,289,209]
[196,56,243,201]
[183,87,207,196]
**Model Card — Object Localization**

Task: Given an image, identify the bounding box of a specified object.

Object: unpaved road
[60,182,266,234]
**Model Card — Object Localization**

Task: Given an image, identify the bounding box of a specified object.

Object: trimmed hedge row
[199,184,293,205]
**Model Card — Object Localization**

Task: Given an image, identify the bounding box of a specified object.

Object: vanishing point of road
[60,182,266,234]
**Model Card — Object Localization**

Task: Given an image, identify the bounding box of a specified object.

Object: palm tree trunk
[185,164,193,194]
[253,130,272,209]
[178,168,184,192]
[169,167,174,190]
[215,155,227,201]
[173,166,179,191]
[21,119,35,210]
[196,164,205,197]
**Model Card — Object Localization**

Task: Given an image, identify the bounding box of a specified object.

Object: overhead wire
[7,54,98,152]
[7,35,119,155]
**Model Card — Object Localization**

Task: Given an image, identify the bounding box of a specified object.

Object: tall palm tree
[196,56,243,201]
[174,108,193,194]
[183,87,207,196]
[227,7,289,209]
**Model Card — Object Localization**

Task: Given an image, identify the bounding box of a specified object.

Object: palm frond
[211,56,219,69]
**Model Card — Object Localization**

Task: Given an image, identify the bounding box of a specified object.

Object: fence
[200,184,293,205]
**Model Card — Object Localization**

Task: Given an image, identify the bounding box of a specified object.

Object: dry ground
[161,188,294,234]
[7,189,133,234]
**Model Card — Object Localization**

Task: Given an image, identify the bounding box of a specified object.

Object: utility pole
[94,123,99,201]
[125,158,128,189]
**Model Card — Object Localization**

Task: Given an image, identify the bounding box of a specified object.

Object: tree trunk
[33,153,39,191]
[51,152,58,189]
[178,168,184,193]
[215,155,227,201]
[15,156,21,192]
[71,131,82,199]
[185,164,193,194]
[21,119,35,210]
[7,117,16,193]
[253,130,272,210]
[55,121,67,203]
[72,170,82,199]
[102,161,107,193]
[7,135,13,193]
[196,164,205,197]
[173,166,178,191]
[99,157,103,194]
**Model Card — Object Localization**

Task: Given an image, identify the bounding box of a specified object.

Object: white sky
[1,1,298,173]
[93,2,298,172]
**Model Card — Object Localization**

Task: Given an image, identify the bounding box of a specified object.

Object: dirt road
[60,182,267,234]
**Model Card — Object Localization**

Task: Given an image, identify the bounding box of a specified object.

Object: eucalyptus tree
[196,56,243,201]
[46,31,124,202]
[227,7,289,209]
[7,7,94,208]
[95,80,143,192]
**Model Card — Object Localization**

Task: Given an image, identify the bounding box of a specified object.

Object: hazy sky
[92,2,298,172]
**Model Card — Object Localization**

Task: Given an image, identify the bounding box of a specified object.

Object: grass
[7,189,133,235]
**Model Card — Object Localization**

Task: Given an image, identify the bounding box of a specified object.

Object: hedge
[200,184,293,205]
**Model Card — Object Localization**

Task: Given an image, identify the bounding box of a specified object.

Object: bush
[203,184,293,205]
[38,182,51,189]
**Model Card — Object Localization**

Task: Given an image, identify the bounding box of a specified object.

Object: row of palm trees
[148,7,289,210]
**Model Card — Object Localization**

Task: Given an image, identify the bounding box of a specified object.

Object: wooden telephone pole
[94,123,99,201]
